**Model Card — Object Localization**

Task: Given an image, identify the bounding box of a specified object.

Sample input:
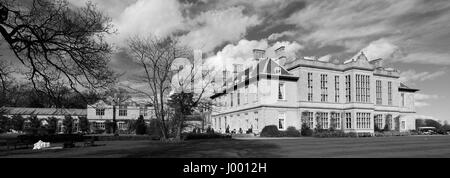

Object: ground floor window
[118,122,128,130]
[386,114,393,130]
[374,114,383,130]
[332,113,341,129]
[317,112,329,129]
[303,112,314,129]
[93,122,105,129]
[401,120,406,130]
[278,113,286,130]
[345,113,352,129]
[356,113,371,129]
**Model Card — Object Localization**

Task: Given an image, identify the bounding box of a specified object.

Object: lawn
[1,135,450,158]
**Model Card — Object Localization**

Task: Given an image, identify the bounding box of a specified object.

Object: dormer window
[274,67,281,75]
[119,105,127,116]
[96,108,105,116]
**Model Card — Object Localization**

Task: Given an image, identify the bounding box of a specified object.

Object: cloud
[283,0,450,66]
[400,70,447,83]
[267,31,296,41]
[110,0,185,46]
[317,54,332,62]
[396,52,450,65]
[179,6,261,52]
[204,39,303,71]
[415,93,439,108]
[67,0,136,19]
[357,38,400,61]
[285,0,417,49]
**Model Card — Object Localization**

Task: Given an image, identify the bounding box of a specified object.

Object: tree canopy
[0,0,116,97]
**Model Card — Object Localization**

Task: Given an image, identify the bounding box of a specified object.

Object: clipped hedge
[313,131,373,138]
[260,125,301,137]
[183,133,232,140]
[374,131,411,137]
[260,125,281,137]
[284,126,301,137]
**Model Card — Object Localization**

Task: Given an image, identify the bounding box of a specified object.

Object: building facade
[209,47,418,134]
[86,99,155,131]
[0,107,86,133]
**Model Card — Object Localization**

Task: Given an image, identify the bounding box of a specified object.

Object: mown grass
[1,135,450,158]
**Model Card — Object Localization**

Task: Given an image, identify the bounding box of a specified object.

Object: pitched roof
[399,83,419,92]
[211,58,298,99]
[0,107,86,116]
[227,58,295,84]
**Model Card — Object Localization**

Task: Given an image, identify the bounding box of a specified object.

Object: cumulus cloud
[110,0,185,46]
[204,39,303,72]
[356,38,400,61]
[179,6,261,52]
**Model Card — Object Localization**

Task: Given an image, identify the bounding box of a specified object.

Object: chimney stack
[253,49,266,61]
[222,70,229,87]
[275,46,287,66]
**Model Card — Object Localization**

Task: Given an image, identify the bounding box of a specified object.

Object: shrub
[383,124,390,132]
[78,116,89,133]
[135,115,147,135]
[284,126,301,137]
[147,119,162,138]
[374,124,382,132]
[105,120,115,134]
[301,123,313,136]
[437,124,450,134]
[11,115,25,131]
[246,127,253,134]
[206,126,214,134]
[312,130,365,138]
[375,131,411,137]
[0,115,9,133]
[260,125,281,137]
[28,115,41,130]
[63,115,73,134]
[46,117,58,135]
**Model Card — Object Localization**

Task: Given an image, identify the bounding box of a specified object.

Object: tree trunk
[112,104,117,135]
[175,118,183,140]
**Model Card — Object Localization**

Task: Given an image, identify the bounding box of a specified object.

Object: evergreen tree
[135,115,147,135]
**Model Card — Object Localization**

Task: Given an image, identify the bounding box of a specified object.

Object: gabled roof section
[211,58,298,99]
[249,58,293,77]
[399,83,419,92]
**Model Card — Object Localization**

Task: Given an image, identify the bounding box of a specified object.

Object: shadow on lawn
[83,139,281,158]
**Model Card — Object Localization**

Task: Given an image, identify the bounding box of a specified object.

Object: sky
[2,0,450,122]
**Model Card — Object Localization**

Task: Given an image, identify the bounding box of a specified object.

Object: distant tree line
[0,81,100,109]
[416,119,450,134]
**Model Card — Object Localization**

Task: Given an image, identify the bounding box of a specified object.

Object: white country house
[86,98,155,131]
[209,47,419,134]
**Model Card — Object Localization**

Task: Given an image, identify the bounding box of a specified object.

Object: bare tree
[0,0,116,97]
[0,58,12,93]
[125,35,216,140]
